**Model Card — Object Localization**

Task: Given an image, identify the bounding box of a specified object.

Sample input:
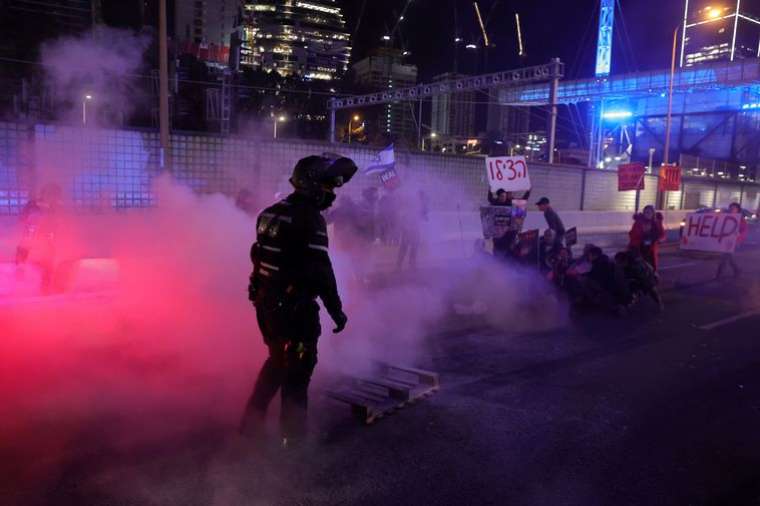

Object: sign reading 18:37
[485,156,532,193]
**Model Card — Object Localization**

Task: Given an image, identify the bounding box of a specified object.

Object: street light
[348,114,361,144]
[273,115,286,139]
[82,94,93,126]
[422,132,438,152]
[706,6,722,19]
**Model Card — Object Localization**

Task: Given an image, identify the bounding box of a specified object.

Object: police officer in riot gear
[241,154,357,446]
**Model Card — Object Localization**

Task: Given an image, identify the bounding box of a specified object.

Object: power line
[0,54,588,135]
[0,55,353,98]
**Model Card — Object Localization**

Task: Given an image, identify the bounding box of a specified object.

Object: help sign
[680,212,742,253]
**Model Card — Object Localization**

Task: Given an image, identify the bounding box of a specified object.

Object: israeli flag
[364,144,395,175]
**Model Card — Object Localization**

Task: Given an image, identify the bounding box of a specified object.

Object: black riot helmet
[289,154,358,209]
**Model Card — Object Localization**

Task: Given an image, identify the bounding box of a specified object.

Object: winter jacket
[628,213,666,271]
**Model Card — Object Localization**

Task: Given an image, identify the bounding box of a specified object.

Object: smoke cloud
[0,28,567,506]
[40,27,150,125]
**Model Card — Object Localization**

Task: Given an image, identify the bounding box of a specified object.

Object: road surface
[3,244,760,506]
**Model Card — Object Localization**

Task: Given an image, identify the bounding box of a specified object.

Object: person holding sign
[715,203,748,279]
[487,188,532,207]
[485,156,532,204]
[628,205,665,272]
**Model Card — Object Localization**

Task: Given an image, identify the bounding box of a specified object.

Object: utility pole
[158,0,171,171]
[547,58,560,164]
[661,26,678,209]
[329,104,336,143]
[663,27,678,165]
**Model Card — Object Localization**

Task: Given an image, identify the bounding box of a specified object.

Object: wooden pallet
[327,364,440,425]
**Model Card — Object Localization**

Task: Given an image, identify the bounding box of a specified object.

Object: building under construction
[235,0,352,81]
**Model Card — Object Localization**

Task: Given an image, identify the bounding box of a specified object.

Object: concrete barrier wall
[1,121,759,218]
[434,209,690,242]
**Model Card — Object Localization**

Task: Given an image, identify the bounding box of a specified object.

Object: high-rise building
[175,0,238,66]
[681,1,760,67]
[352,48,418,144]
[235,0,351,80]
[431,73,475,140]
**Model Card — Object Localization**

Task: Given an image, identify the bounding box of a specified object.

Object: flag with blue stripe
[364,144,395,175]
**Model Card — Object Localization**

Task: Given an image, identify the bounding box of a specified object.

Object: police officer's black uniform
[241,155,356,443]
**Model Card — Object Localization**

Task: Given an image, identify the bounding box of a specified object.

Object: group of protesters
[489,198,747,314]
[327,185,429,274]
[484,188,671,316]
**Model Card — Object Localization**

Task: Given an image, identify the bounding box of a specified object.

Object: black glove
[330,309,348,334]
[248,275,257,304]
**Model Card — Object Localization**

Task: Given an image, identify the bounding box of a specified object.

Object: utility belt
[254,278,315,312]
[255,289,321,347]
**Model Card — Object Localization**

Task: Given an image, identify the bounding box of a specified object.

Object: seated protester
[493,229,518,262]
[562,244,595,303]
[567,243,594,277]
[615,249,664,312]
[578,246,628,314]
[547,247,571,288]
[539,229,559,273]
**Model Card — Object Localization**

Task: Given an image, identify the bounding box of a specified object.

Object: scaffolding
[328,60,565,161]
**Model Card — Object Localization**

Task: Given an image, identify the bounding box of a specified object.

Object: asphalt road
[4,244,760,506]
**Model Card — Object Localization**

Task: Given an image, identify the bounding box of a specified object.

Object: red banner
[180,41,231,64]
[658,164,681,192]
[618,163,646,191]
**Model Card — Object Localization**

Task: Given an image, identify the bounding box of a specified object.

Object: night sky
[343,0,685,80]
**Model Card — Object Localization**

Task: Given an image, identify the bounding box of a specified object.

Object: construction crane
[515,12,525,58]
[473,2,491,48]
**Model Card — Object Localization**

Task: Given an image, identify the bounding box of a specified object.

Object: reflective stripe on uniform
[316,231,327,237]
[308,244,329,253]
[259,269,271,277]
[260,212,293,223]
[262,245,282,253]
[261,262,280,271]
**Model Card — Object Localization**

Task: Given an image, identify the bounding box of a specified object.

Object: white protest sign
[485,156,531,192]
[680,212,742,253]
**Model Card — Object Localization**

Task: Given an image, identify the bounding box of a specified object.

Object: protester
[569,245,627,315]
[396,189,429,270]
[326,196,358,250]
[377,188,399,245]
[235,188,257,217]
[547,246,572,289]
[488,188,532,207]
[538,229,560,273]
[357,187,379,243]
[715,202,748,279]
[535,197,566,247]
[15,183,62,293]
[628,204,665,272]
[615,249,664,312]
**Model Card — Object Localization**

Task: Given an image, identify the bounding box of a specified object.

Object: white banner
[680,212,742,253]
[485,156,531,193]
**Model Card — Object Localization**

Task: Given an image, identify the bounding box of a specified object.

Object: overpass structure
[498,59,760,105]
[495,59,760,178]
[329,57,760,179]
